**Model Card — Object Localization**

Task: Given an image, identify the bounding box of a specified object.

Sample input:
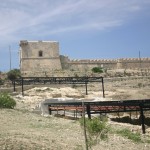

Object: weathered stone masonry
[61,57,150,70]
[20,40,150,76]
[20,40,62,75]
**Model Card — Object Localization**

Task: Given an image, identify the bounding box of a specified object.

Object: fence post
[82,101,89,150]
[102,77,105,98]
[85,82,88,95]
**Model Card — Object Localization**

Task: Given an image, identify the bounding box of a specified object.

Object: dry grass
[0,109,84,150]
[1,75,150,149]
[0,108,150,150]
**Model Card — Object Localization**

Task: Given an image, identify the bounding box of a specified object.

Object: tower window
[39,51,43,57]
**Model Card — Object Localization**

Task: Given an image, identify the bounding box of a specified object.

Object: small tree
[7,69,21,80]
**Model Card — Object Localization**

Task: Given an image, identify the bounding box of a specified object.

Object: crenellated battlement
[119,58,150,62]
[69,58,150,63]
[61,56,150,70]
[69,58,117,63]
[19,40,150,76]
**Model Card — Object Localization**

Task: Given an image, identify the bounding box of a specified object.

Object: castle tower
[20,40,62,76]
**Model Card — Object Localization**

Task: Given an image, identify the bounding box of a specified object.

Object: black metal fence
[12,76,105,97]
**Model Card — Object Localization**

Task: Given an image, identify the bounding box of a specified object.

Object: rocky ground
[0,75,150,149]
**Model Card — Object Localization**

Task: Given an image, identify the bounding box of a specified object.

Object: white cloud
[0,0,149,48]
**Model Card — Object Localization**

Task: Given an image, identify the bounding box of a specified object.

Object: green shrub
[92,67,103,73]
[7,69,21,80]
[0,93,16,108]
[116,128,141,142]
[79,117,109,147]
[87,118,107,135]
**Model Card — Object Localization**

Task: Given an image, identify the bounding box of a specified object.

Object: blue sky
[0,0,150,71]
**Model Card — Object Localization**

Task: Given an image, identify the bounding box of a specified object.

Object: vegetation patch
[92,67,103,73]
[79,117,109,148]
[116,128,141,143]
[0,93,16,109]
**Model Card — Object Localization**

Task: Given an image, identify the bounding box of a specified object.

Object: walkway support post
[139,103,145,134]
[86,103,91,119]
[49,105,52,115]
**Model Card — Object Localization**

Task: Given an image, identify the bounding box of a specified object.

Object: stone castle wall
[60,55,150,71]
[20,41,62,76]
[20,41,150,77]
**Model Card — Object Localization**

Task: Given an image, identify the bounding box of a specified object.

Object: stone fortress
[20,40,150,77]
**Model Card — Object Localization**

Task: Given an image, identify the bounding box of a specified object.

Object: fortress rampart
[20,41,150,77]
[60,55,150,71]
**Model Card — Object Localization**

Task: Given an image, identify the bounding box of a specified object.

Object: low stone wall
[21,68,150,78]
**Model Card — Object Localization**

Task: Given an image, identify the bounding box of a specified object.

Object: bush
[87,118,107,135]
[79,117,109,147]
[7,69,21,80]
[92,67,103,73]
[0,93,16,108]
